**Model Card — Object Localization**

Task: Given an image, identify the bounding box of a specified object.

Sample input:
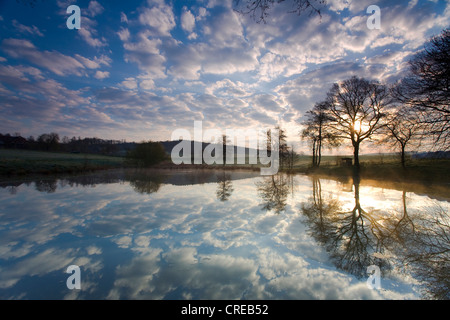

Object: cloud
[205,79,252,97]
[181,7,196,34]
[120,12,128,23]
[2,38,111,80]
[78,28,106,48]
[1,38,86,76]
[87,0,104,17]
[120,77,138,90]
[94,70,110,79]
[138,77,155,91]
[138,1,176,37]
[12,20,44,37]
[166,42,202,80]
[74,54,103,69]
[122,32,167,78]
[78,15,107,48]
[117,27,130,42]
[274,61,367,115]
[2,0,450,144]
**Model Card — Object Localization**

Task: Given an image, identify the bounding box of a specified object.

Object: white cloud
[138,2,176,36]
[94,70,110,79]
[181,7,196,33]
[205,79,252,97]
[74,54,101,69]
[87,1,104,17]
[78,26,106,48]
[122,32,167,79]
[117,28,130,42]
[121,77,138,90]
[2,38,86,76]
[139,78,155,91]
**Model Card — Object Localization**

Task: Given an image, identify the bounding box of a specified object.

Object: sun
[353,121,362,133]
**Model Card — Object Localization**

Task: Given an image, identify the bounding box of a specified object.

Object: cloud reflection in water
[0,169,448,299]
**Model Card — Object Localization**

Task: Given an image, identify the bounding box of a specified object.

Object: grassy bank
[1,149,448,185]
[0,149,125,176]
[292,154,450,184]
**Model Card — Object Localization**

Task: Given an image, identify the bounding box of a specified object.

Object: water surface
[0,169,448,299]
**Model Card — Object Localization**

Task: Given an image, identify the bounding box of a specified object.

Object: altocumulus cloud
[0,0,448,145]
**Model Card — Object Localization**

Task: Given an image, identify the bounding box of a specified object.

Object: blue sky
[0,0,449,150]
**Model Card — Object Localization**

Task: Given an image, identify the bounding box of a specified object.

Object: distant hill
[159,140,260,157]
[0,133,261,159]
[412,151,450,159]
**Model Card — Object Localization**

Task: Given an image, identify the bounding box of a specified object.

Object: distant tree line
[301,28,450,169]
[0,132,133,156]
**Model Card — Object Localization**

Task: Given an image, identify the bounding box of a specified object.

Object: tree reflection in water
[300,174,450,299]
[34,179,58,193]
[125,170,164,194]
[216,172,234,202]
[256,174,291,215]
[383,191,450,299]
[301,173,390,279]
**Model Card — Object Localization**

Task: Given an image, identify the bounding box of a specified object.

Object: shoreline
[1,149,449,186]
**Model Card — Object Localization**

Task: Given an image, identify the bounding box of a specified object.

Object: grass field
[0,149,125,176]
[1,149,448,184]
[294,153,450,184]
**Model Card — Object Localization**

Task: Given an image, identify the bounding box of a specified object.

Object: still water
[0,169,448,300]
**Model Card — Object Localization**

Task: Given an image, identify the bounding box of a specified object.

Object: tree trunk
[312,140,316,167]
[317,125,322,167]
[353,142,360,168]
[401,144,406,168]
[318,139,322,167]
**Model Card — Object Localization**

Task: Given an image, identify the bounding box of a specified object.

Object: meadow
[1,149,448,185]
[0,149,124,176]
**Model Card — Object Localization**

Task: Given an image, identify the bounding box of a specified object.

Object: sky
[0,0,449,152]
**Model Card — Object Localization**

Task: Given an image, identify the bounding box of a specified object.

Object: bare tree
[233,0,326,23]
[395,28,450,150]
[221,134,231,166]
[275,125,290,168]
[326,76,391,168]
[380,106,423,168]
[301,100,340,167]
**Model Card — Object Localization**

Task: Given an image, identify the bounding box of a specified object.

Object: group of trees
[301,28,449,168]
[0,132,129,155]
[125,141,167,167]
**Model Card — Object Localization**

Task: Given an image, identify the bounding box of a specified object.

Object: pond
[0,169,449,300]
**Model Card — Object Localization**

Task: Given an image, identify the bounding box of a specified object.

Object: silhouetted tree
[380,106,422,168]
[326,76,391,168]
[37,132,60,151]
[275,125,289,168]
[301,100,340,167]
[126,141,167,167]
[221,134,231,166]
[394,28,450,150]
